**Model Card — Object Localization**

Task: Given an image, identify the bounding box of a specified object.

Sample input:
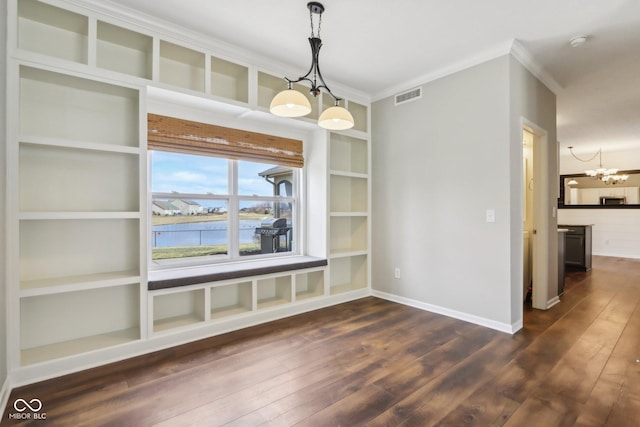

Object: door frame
[521,118,556,310]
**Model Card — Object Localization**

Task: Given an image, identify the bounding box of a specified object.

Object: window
[147,114,304,267]
[151,151,299,265]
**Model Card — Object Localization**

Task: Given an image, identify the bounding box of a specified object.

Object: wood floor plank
[574,291,640,426]
[541,289,640,403]
[3,256,639,427]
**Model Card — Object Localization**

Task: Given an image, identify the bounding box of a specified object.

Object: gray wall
[371,54,557,330]
[1,0,8,385]
[372,56,514,327]
[508,56,558,323]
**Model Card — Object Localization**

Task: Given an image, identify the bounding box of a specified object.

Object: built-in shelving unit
[150,268,325,334]
[7,0,370,383]
[328,133,370,294]
[11,61,144,367]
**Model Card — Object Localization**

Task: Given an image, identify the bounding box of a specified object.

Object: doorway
[521,121,555,311]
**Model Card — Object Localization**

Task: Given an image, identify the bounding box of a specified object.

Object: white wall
[372,56,515,330]
[558,210,640,259]
[559,146,640,259]
[1,0,8,391]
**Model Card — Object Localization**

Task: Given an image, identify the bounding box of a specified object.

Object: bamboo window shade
[147,114,304,168]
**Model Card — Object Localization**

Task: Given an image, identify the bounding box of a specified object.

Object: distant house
[258,166,293,197]
[152,200,180,216]
[171,199,204,215]
[259,166,293,219]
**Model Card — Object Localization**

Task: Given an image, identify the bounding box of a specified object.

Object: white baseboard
[546,296,560,309]
[371,290,521,334]
[0,376,11,418]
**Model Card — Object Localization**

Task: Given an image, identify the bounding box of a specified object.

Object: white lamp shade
[318,106,354,130]
[270,89,312,117]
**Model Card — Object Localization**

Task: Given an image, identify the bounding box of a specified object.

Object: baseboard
[371,290,521,334]
[546,296,561,309]
[0,376,10,418]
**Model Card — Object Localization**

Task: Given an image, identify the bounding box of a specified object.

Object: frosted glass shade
[318,106,355,130]
[270,89,312,117]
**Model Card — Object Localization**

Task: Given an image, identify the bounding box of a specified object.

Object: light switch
[486,209,496,223]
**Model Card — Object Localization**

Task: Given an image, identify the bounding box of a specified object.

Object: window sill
[148,256,327,290]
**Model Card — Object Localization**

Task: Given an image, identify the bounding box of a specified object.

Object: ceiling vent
[394,87,422,106]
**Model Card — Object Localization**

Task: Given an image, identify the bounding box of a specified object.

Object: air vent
[394,87,422,105]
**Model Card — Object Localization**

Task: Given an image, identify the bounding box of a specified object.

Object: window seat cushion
[149,256,327,290]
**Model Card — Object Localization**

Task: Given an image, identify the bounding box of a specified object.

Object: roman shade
[147,114,304,168]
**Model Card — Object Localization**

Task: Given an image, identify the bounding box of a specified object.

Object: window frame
[148,151,302,270]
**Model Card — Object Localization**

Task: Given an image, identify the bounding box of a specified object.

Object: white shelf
[19,135,141,155]
[257,276,292,309]
[210,55,248,103]
[97,20,153,79]
[153,314,204,333]
[295,270,324,300]
[329,212,369,217]
[329,133,368,175]
[20,270,140,297]
[159,40,205,92]
[330,254,368,295]
[330,174,368,213]
[153,289,205,333]
[330,216,367,255]
[329,250,369,259]
[210,304,251,320]
[20,219,140,283]
[20,284,141,366]
[346,101,368,133]
[19,66,140,147]
[21,327,139,366]
[257,71,284,111]
[18,0,89,64]
[19,212,140,220]
[211,281,252,319]
[329,170,368,179]
[19,143,139,212]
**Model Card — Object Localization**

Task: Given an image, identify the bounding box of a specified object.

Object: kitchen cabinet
[559,225,592,271]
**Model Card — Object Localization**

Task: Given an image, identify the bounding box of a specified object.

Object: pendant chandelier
[568,146,628,185]
[270,2,354,131]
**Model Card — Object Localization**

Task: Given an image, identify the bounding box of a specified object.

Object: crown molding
[509,39,563,95]
[371,40,514,102]
[372,38,564,103]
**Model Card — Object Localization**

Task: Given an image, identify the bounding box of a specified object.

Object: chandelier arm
[284,36,341,101]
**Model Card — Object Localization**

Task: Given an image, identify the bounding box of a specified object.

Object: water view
[152,220,262,247]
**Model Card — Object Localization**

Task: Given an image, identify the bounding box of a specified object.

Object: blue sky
[151,151,274,196]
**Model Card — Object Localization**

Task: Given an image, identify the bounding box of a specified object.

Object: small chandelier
[568,146,628,185]
[270,2,354,131]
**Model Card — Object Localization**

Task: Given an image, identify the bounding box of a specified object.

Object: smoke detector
[569,35,588,48]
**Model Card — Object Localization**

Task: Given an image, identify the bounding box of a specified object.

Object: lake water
[152,219,262,247]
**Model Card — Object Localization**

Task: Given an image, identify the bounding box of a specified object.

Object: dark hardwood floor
[3,256,640,426]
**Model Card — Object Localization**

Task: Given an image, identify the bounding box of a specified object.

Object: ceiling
[103,0,640,155]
